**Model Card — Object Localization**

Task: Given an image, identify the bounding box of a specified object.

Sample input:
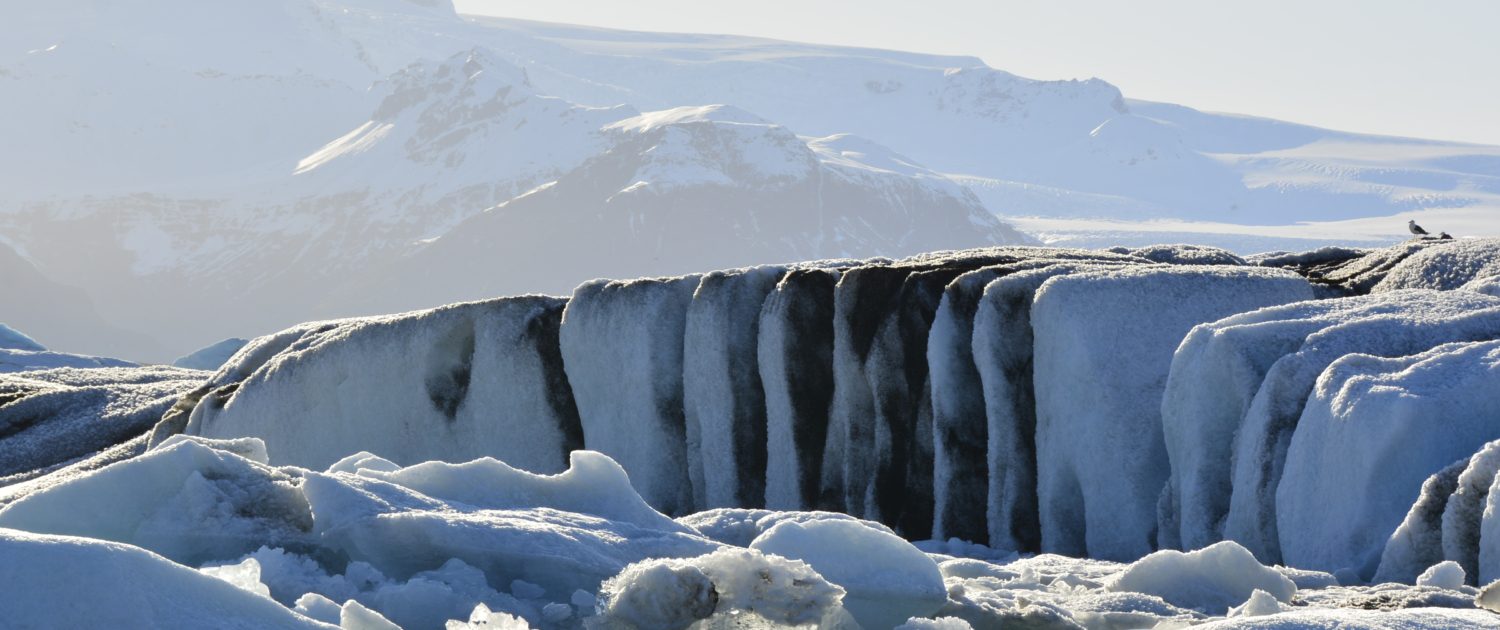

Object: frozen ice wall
[182,296,582,474]
[1030,266,1312,561]
[561,275,700,515]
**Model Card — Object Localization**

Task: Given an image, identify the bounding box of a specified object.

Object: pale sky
[454,0,1500,146]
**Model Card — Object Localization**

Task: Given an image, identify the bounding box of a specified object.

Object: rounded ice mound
[0,529,334,629]
[1417,561,1468,591]
[1106,541,1295,615]
[676,507,894,547]
[750,519,946,629]
[596,547,846,629]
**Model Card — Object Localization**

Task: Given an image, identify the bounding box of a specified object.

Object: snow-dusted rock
[750,518,947,629]
[1224,294,1500,564]
[1278,340,1500,579]
[182,296,581,474]
[969,260,1141,552]
[561,275,700,515]
[1031,266,1312,561]
[684,265,788,510]
[760,268,843,511]
[0,366,204,479]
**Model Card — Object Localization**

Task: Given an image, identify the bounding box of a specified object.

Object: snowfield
[4,238,1500,627]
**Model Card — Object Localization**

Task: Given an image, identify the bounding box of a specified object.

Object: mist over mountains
[2,0,1497,361]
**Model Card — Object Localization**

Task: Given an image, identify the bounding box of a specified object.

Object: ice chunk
[1278,340,1500,579]
[1224,293,1500,563]
[596,547,846,628]
[1227,589,1286,618]
[561,275,700,514]
[750,518,946,629]
[970,261,1139,552]
[0,437,312,566]
[1416,561,1468,591]
[202,555,274,598]
[296,593,344,625]
[183,296,582,474]
[1106,541,1295,615]
[300,470,720,603]
[358,450,692,534]
[445,603,530,629]
[683,265,787,510]
[676,507,893,547]
[0,528,334,629]
[1031,266,1312,560]
[759,268,841,511]
[896,617,974,629]
[342,600,401,630]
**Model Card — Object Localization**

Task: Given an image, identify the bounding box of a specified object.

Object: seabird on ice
[1408,220,1430,236]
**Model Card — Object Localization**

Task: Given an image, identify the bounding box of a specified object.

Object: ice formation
[180,297,582,475]
[1223,293,1500,563]
[1030,266,1313,560]
[683,265,789,510]
[561,275,700,515]
[1278,340,1500,578]
[0,366,204,479]
[173,337,250,371]
[759,268,842,511]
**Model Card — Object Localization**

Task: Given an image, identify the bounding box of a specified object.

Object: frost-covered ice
[1278,340,1500,579]
[183,297,582,475]
[1030,265,1312,560]
[1107,243,1246,266]
[927,251,1139,544]
[1224,294,1500,564]
[1372,238,1500,293]
[759,268,841,511]
[969,260,1140,552]
[683,265,788,510]
[0,366,204,479]
[1160,291,1492,552]
[595,547,847,629]
[561,275,700,515]
[676,507,893,548]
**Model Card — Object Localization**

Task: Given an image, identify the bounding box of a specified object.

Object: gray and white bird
[1408,220,1430,236]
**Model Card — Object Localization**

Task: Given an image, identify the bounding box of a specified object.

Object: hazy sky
[455,0,1500,145]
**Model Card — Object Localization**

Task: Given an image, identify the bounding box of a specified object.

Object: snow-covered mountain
[2,0,1496,360]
